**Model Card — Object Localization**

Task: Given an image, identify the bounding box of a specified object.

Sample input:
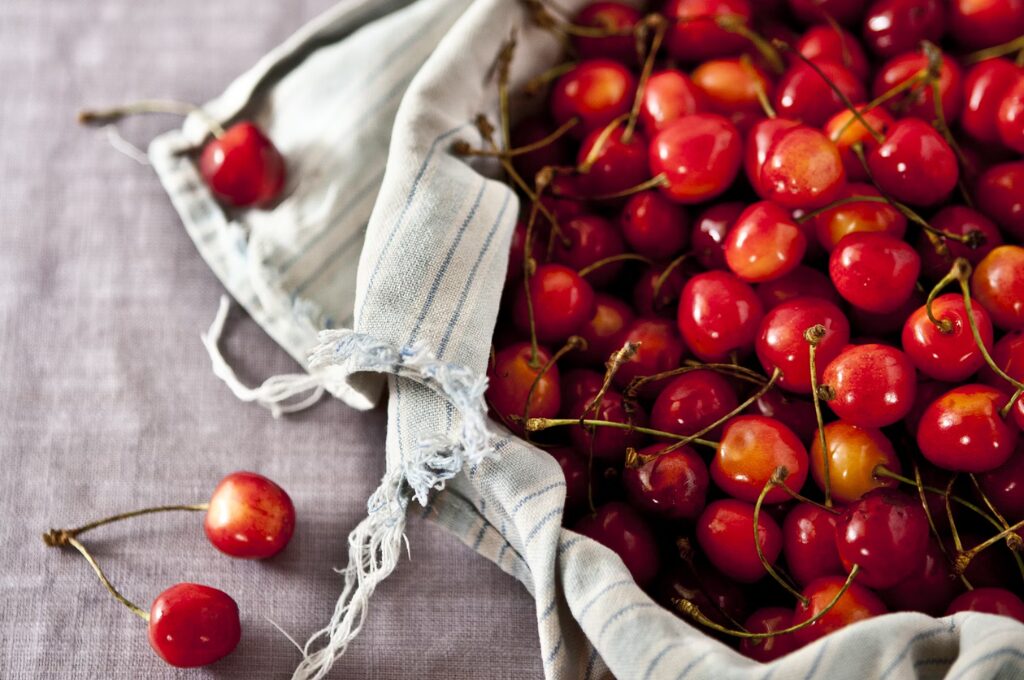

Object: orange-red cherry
[810,421,901,503]
[204,471,295,559]
[917,384,1019,472]
[649,114,743,204]
[711,415,810,503]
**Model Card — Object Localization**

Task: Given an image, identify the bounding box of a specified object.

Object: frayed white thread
[292,331,495,680]
[201,295,325,417]
[104,125,151,166]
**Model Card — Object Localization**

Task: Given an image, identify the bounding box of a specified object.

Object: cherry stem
[921,43,974,207]
[623,14,668,143]
[523,61,579,96]
[964,33,1024,63]
[577,253,653,279]
[741,54,776,119]
[805,325,833,508]
[650,253,690,311]
[956,518,1024,575]
[578,114,630,173]
[521,200,543,368]
[719,16,784,75]
[42,503,209,542]
[78,99,226,138]
[585,342,640,422]
[675,565,861,639]
[558,173,671,201]
[873,465,1004,531]
[51,535,151,622]
[625,362,767,400]
[454,117,579,159]
[525,417,719,448]
[522,0,632,39]
[753,467,810,606]
[924,263,959,334]
[967,474,1024,582]
[523,336,586,433]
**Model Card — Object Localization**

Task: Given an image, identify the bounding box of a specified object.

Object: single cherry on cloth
[692,201,744,270]
[810,421,901,503]
[972,245,1024,331]
[204,471,295,560]
[623,443,710,520]
[997,73,1024,153]
[487,342,561,428]
[550,59,637,137]
[829,232,921,314]
[867,118,959,207]
[696,499,783,583]
[724,201,808,283]
[756,297,850,394]
[791,576,888,646]
[663,0,753,63]
[739,607,800,662]
[148,583,241,668]
[639,69,707,134]
[571,1,642,63]
[568,390,647,462]
[553,215,626,288]
[758,126,846,210]
[711,415,809,503]
[772,60,866,128]
[574,501,660,586]
[824,107,895,182]
[649,113,743,204]
[575,294,634,365]
[945,588,1024,623]
[901,293,994,382]
[576,124,650,198]
[917,384,1020,473]
[862,0,946,58]
[879,539,961,616]
[611,317,687,393]
[512,263,595,344]
[756,266,840,311]
[961,59,1022,145]
[918,206,1002,280]
[678,270,765,361]
[199,122,287,208]
[976,161,1024,240]
[783,502,843,587]
[796,24,869,80]
[812,183,906,252]
[650,369,739,437]
[619,191,689,259]
[822,343,917,428]
[949,0,1024,49]
[872,49,963,123]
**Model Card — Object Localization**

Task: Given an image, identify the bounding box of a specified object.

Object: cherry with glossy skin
[623,443,710,519]
[756,266,840,311]
[576,124,650,197]
[568,390,647,462]
[204,471,295,559]
[575,294,633,366]
[949,0,1024,49]
[572,2,642,63]
[612,317,687,392]
[977,449,1024,522]
[872,50,963,123]
[879,539,961,616]
[649,114,743,204]
[917,384,1020,472]
[901,293,994,382]
[739,607,800,661]
[822,343,917,428]
[976,161,1024,240]
[711,415,810,503]
[773,60,866,128]
[824,107,895,182]
[650,369,739,437]
[796,24,869,80]
[867,118,959,207]
[981,332,1024,390]
[918,206,1002,280]
[678,271,765,361]
[512,264,595,344]
[574,502,661,586]
[553,215,626,288]
[810,421,901,503]
[663,0,753,63]
[788,0,863,25]
[639,69,707,134]
[862,0,946,58]
[946,588,1024,623]
[829,232,921,313]
[961,59,1022,145]
[724,201,808,283]
[692,202,744,270]
[757,297,850,394]
[813,183,906,252]
[758,126,846,210]
[619,191,689,259]
[487,343,560,428]
[745,118,802,193]
[696,499,783,583]
[550,59,637,138]
[633,264,686,317]
[692,58,774,129]
[751,390,819,443]
[996,73,1024,153]
[199,122,286,208]
[148,583,241,668]
[972,245,1024,331]
[791,576,888,646]
[783,503,843,587]
[561,368,604,406]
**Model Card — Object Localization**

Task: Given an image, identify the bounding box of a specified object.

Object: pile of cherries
[476,0,1024,659]
[44,471,296,668]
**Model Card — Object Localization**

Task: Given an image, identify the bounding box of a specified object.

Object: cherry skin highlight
[550,59,637,137]
[901,293,994,382]
[975,161,1024,240]
[199,122,286,208]
[692,202,743,270]
[810,421,901,503]
[872,50,963,124]
[862,0,946,58]
[619,190,689,259]
[758,126,846,210]
[739,607,799,662]
[204,471,296,559]
[663,0,753,63]
[611,317,687,392]
[949,0,1024,49]
[812,183,906,252]
[639,69,707,134]
[867,118,959,207]
[487,342,561,429]
[724,201,808,283]
[972,245,1024,331]
[829,232,921,314]
[148,583,241,668]
[677,270,765,361]
[576,124,650,198]
[997,74,1024,153]
[961,59,1022,145]
[711,415,810,504]
[649,114,743,204]
[772,60,866,128]
[623,443,710,520]
[512,264,595,344]
[824,107,894,182]
[650,369,739,439]
[917,384,1020,473]
[796,24,869,80]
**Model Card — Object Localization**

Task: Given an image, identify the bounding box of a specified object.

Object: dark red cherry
[797,25,869,80]
[901,293,994,382]
[773,60,867,128]
[506,220,543,282]
[976,449,1024,528]
[949,0,1024,49]
[548,446,591,515]
[829,232,921,313]
[872,50,963,123]
[663,0,753,62]
[739,608,799,662]
[745,117,802,193]
[623,443,710,519]
[946,588,1024,623]
[824,107,895,182]
[199,122,286,208]
[650,369,739,437]
[678,271,765,361]
[576,124,649,197]
[788,0,864,25]
[867,118,958,207]
[692,202,745,271]
[750,390,819,443]
[822,343,917,428]
[561,369,603,411]
[711,415,810,503]
[783,503,843,587]
[918,206,1003,280]
[758,126,846,210]
[696,499,783,583]
[619,190,689,259]
[917,384,1019,472]
[756,297,850,394]
[834,488,929,588]
[649,114,743,204]
[862,0,946,58]
[879,539,961,616]
[813,183,906,252]
[633,263,686,317]
[550,59,637,138]
[204,471,295,559]
[513,264,595,344]
[553,215,626,288]
[612,317,687,392]
[639,69,707,134]
[541,175,588,223]
[574,501,660,586]
[756,266,841,311]
[568,391,647,462]
[981,332,1024,391]
[976,161,1024,240]
[961,59,1022,145]
[972,245,1024,331]
[511,117,571,186]
[791,576,887,646]
[488,342,560,428]
[724,201,808,283]
[572,2,642,63]
[996,72,1024,153]
[656,557,748,628]
[810,421,901,503]
[575,294,633,365]
[148,583,241,668]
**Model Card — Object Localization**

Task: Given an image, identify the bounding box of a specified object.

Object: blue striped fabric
[150,0,1024,678]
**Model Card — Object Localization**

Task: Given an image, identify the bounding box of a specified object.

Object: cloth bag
[148,0,1024,678]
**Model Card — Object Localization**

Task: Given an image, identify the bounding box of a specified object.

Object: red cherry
[204,471,295,559]
[663,0,753,62]
[696,499,783,583]
[872,50,963,123]
[576,125,650,197]
[561,368,604,406]
[981,332,1024,390]
[788,0,864,25]
[568,391,647,462]
[513,264,596,344]
[961,59,1022,144]
[879,539,961,616]
[972,245,1024,331]
[511,117,571,186]
[639,69,707,134]
[550,59,636,137]
[678,271,765,361]
[946,588,1024,623]
[758,126,846,210]
[487,342,560,427]
[996,72,1024,153]
[692,202,744,270]
[917,384,1019,472]
[692,58,774,129]
[812,183,906,252]
[612,317,687,392]
[867,118,959,206]
[650,369,739,437]
[822,343,917,428]
[783,502,843,587]
[745,117,802,193]
[901,293,994,382]
[649,114,743,204]
[724,201,808,283]
[976,450,1024,528]
[918,206,1003,280]
[623,443,710,519]
[633,263,686,317]
[739,607,800,661]
[757,297,850,394]
[553,215,626,288]
[810,421,901,503]
[796,25,869,80]
[572,2,642,63]
[949,0,1024,49]
[750,389,820,443]
[574,501,660,586]
[711,415,810,503]
[575,294,633,366]
[547,446,591,515]
[834,488,929,588]
[791,576,887,646]
[756,265,841,311]
[862,0,946,58]
[829,232,921,313]
[148,583,241,668]
[199,122,286,208]
[824,107,895,181]
[655,557,748,627]
[773,61,867,127]
[619,191,689,259]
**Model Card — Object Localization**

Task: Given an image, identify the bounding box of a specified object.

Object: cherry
[773,60,866,128]
[810,421,901,503]
[510,117,571,186]
[568,390,647,462]
[996,72,1024,153]
[561,368,604,406]
[619,190,689,259]
[879,539,960,616]
[788,0,863,25]
[576,124,650,197]
[148,583,241,668]
[572,2,642,63]
[623,443,710,519]
[487,342,561,427]
[791,576,888,646]
[650,369,739,437]
[696,499,783,583]
[797,25,869,80]
[917,384,1019,472]
[649,114,743,204]
[633,263,686,317]
[199,122,286,208]
[824,107,895,182]
[867,118,959,207]
[783,503,843,586]
[575,294,634,366]
[945,588,1024,623]
[692,202,744,270]
[961,59,1022,145]
[872,50,963,124]
[756,266,841,311]
[972,245,1024,331]
[550,59,637,137]
[750,390,820,443]
[812,183,906,252]
[758,126,846,210]
[656,557,748,628]
[949,532,1020,588]
[678,271,765,361]
[692,58,774,129]
[639,69,707,134]
[739,607,800,661]
[541,175,588,223]
[512,263,595,343]
[862,0,946,58]
[724,201,809,282]
[949,0,1024,49]
[745,117,802,193]
[612,317,687,392]
[829,232,921,313]
[757,297,850,394]
[901,293,994,382]
[976,449,1024,523]
[574,501,660,586]
[663,0,753,63]
[918,206,1002,280]
[553,215,626,287]
[548,446,591,515]
[822,343,917,428]
[711,415,809,503]
[981,332,1024,390]
[203,471,295,560]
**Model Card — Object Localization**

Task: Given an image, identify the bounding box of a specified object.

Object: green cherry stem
[522,335,586,434]
[623,14,668,143]
[753,467,809,606]
[524,417,719,448]
[806,325,833,508]
[51,535,150,621]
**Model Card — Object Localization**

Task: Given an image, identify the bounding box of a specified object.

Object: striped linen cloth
[149,0,1024,678]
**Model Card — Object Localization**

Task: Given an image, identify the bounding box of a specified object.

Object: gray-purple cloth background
[0,1,542,677]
